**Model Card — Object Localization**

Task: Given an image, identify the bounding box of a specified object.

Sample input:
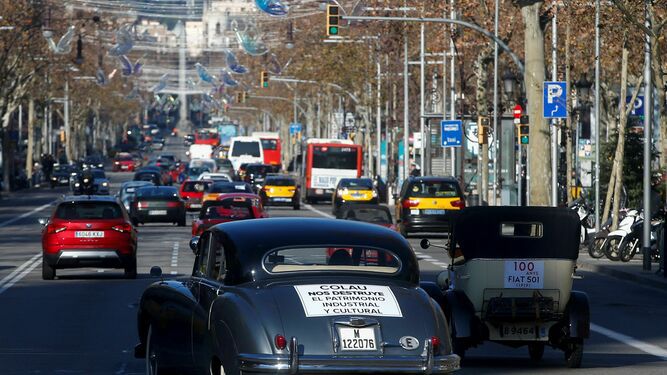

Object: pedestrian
[409,163,421,177]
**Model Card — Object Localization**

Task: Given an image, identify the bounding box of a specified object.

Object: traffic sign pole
[514,105,522,207]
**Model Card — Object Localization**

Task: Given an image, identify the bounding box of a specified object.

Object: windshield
[339,179,373,189]
[208,182,252,193]
[312,146,358,170]
[196,132,217,140]
[231,141,261,157]
[261,139,278,151]
[265,177,295,186]
[263,246,400,274]
[409,181,460,198]
[182,181,211,193]
[136,187,179,198]
[54,165,73,173]
[92,170,106,179]
[55,202,122,220]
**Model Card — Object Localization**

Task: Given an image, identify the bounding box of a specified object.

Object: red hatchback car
[179,180,212,211]
[41,196,138,280]
[113,152,138,172]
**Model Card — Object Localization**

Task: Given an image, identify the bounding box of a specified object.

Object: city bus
[194,128,220,147]
[301,139,362,203]
[251,132,281,166]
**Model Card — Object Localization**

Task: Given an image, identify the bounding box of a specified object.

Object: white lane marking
[0,253,41,289]
[0,255,41,296]
[171,242,179,268]
[170,271,178,275]
[0,201,55,229]
[591,323,667,360]
[304,204,334,219]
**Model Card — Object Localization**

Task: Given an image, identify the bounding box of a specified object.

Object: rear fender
[210,294,273,356]
[566,291,590,339]
[607,230,628,238]
[444,289,479,339]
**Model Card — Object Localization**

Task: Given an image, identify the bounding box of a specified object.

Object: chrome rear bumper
[238,337,460,374]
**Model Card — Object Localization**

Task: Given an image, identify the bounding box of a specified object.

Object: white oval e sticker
[399,336,420,350]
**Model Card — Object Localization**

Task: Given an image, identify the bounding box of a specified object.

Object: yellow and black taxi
[395,176,465,237]
[259,174,300,210]
[332,178,378,216]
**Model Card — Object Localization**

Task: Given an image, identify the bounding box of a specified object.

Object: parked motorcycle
[569,199,595,246]
[605,209,641,261]
[618,213,664,263]
[587,210,626,259]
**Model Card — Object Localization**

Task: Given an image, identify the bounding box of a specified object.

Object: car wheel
[528,342,545,361]
[587,236,606,259]
[146,325,163,375]
[293,203,300,210]
[564,340,583,368]
[605,235,623,261]
[124,258,137,279]
[42,259,55,280]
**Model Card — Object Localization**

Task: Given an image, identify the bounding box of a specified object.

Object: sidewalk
[577,251,667,290]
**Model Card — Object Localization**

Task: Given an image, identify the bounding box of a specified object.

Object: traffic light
[519,125,529,145]
[260,71,269,88]
[326,4,340,36]
[236,92,247,103]
[477,116,489,145]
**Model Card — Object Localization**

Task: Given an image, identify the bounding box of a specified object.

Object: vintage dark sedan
[135,218,460,374]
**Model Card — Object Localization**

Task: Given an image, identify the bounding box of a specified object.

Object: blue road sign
[289,122,302,135]
[543,81,567,118]
[441,120,463,147]
[626,95,644,117]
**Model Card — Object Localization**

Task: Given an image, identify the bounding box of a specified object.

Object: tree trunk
[474,47,493,204]
[611,47,630,230]
[520,1,549,205]
[26,99,35,181]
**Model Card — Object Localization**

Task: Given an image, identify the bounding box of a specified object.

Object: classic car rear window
[409,181,459,198]
[263,247,401,274]
[55,202,122,220]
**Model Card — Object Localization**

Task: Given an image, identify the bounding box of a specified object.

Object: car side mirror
[189,236,200,254]
[150,266,163,278]
[38,217,49,226]
[420,238,430,249]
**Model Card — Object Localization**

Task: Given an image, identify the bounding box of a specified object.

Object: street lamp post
[502,68,521,206]
[574,74,592,196]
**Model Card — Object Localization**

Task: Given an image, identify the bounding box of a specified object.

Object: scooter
[605,209,641,261]
[588,209,625,259]
[618,214,664,263]
[569,199,595,245]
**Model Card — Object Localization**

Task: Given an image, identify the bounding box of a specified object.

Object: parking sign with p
[543,81,567,119]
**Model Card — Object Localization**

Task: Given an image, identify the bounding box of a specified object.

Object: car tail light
[46,224,67,234]
[275,334,287,350]
[166,201,181,208]
[431,336,441,353]
[451,199,465,209]
[112,223,133,233]
[402,199,420,208]
[137,201,149,209]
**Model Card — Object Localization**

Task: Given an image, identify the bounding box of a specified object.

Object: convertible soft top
[452,206,580,260]
[209,218,419,285]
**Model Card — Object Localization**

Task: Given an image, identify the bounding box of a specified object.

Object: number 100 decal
[503,260,545,289]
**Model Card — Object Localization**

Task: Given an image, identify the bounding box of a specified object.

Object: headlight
[115,161,120,165]
[336,189,343,197]
[98,164,103,168]
[372,190,378,198]
[102,182,109,187]
[51,177,57,180]
[83,179,89,183]
[75,183,80,187]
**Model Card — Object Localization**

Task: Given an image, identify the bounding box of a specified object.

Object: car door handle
[457,274,470,280]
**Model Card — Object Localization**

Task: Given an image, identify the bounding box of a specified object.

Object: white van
[187,144,213,160]
[228,136,264,171]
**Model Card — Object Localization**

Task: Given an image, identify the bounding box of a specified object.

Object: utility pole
[642,0,652,271]
[450,0,457,177]
[492,0,499,205]
[419,23,426,174]
[594,0,601,230]
[376,59,382,177]
[64,78,71,164]
[403,21,409,182]
[551,1,558,207]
